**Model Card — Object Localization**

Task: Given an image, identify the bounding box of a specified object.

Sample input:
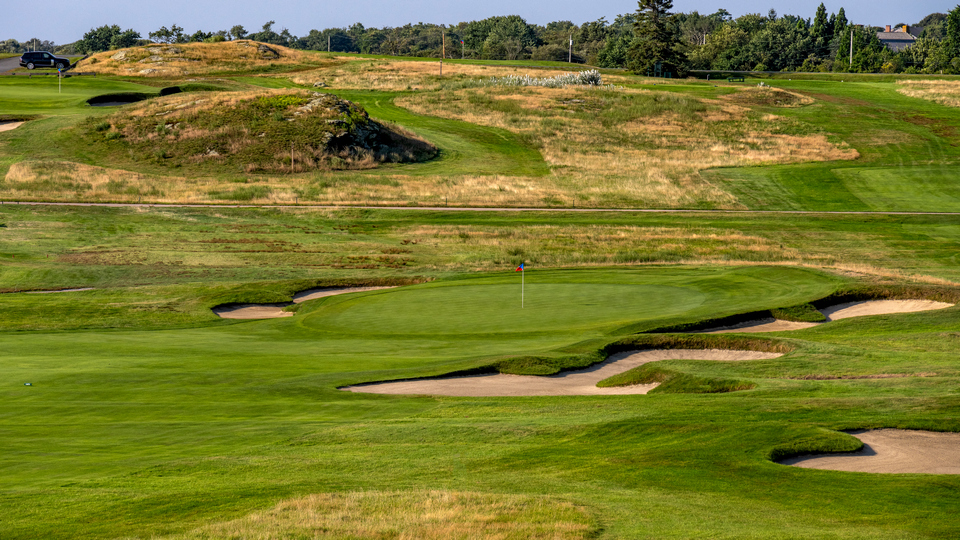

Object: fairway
[5,43,960,538]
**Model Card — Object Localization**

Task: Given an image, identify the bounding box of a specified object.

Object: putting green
[300,267,840,336]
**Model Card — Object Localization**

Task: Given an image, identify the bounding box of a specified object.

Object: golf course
[4,40,960,538]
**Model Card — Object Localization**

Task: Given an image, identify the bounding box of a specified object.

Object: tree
[811,3,831,56]
[626,0,686,77]
[149,24,185,44]
[110,29,141,50]
[77,25,138,53]
[595,13,636,67]
[229,25,248,40]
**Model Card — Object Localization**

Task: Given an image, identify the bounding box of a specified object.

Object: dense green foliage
[8,5,955,73]
[76,24,143,54]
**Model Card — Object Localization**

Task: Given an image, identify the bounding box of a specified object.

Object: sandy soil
[344,349,783,397]
[23,287,94,294]
[213,286,396,319]
[821,299,953,320]
[701,300,953,333]
[212,303,295,319]
[292,286,394,303]
[781,429,960,474]
[703,318,819,334]
[0,121,24,133]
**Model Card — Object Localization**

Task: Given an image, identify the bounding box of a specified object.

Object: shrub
[483,70,605,88]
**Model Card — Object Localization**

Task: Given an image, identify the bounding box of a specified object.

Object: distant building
[877,25,922,52]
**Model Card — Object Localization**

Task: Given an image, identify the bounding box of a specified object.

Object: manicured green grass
[3,261,960,538]
[331,89,549,177]
[6,62,960,539]
[708,79,960,211]
[0,76,159,114]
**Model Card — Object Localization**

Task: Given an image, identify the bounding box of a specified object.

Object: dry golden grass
[721,86,814,108]
[1,160,567,206]
[155,490,592,540]
[76,41,328,77]
[897,80,960,107]
[397,86,857,208]
[399,223,809,270]
[291,59,584,91]
[2,160,301,204]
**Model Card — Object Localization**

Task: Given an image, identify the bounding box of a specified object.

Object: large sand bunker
[344,349,782,397]
[704,300,952,334]
[213,286,395,319]
[781,429,960,474]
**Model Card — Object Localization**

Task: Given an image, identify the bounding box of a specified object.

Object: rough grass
[75,40,330,77]
[397,85,857,208]
[596,363,757,393]
[76,89,435,175]
[897,80,960,107]
[770,303,827,322]
[160,490,594,540]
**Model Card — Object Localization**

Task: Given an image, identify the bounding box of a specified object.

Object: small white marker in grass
[24,383,32,386]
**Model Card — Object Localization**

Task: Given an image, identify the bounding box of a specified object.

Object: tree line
[10,3,959,74]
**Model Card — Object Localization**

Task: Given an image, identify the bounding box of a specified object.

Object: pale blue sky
[3,0,953,44]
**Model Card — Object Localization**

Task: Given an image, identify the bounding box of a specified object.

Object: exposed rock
[139,69,158,75]
[258,44,280,59]
[313,81,327,88]
[111,50,127,61]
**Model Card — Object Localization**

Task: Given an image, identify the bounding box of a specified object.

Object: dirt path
[702,300,953,334]
[781,429,960,474]
[0,121,24,133]
[343,349,782,397]
[213,286,395,319]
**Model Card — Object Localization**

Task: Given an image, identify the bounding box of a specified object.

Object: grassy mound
[723,86,814,108]
[83,89,436,173]
[596,363,757,393]
[75,40,329,76]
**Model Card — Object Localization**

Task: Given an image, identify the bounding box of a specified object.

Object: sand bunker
[213,286,395,319]
[705,318,819,334]
[781,429,960,474]
[344,349,782,397]
[0,121,24,133]
[24,287,94,294]
[821,299,952,320]
[702,300,952,334]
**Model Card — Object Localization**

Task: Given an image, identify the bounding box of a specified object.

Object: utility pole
[568,34,572,63]
[440,31,444,77]
[328,35,330,52]
[849,28,854,68]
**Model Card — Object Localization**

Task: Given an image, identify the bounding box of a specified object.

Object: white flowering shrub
[484,70,604,88]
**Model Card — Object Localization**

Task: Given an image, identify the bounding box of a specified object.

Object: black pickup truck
[19,51,70,70]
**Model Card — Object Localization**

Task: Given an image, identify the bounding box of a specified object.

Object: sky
[3,0,954,45]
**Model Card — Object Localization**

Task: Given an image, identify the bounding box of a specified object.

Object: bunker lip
[700,299,952,334]
[2,287,94,294]
[780,429,960,474]
[342,349,782,397]
[212,286,396,319]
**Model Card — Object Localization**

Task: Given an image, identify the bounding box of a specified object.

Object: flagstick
[521,267,524,309]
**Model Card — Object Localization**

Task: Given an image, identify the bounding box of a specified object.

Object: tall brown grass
[155,490,593,540]
[897,80,960,108]
[76,41,329,77]
[397,86,857,208]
